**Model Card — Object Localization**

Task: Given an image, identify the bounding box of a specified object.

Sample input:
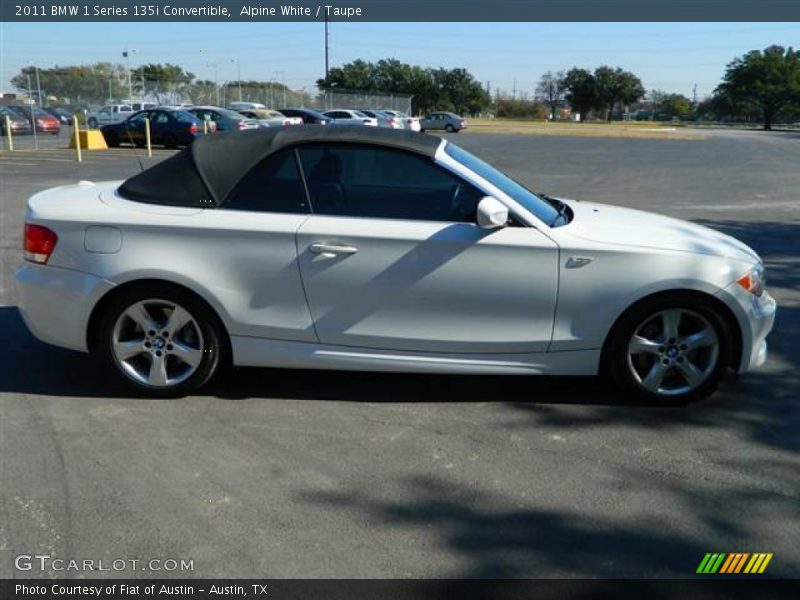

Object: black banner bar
[2,1,800,22]
[2,579,800,600]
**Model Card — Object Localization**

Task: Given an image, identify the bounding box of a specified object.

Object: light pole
[275,71,286,108]
[231,59,241,101]
[206,63,219,105]
[123,48,138,101]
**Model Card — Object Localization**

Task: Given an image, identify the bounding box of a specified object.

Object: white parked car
[237,108,303,127]
[15,128,775,400]
[382,109,421,132]
[322,109,378,126]
[86,104,134,129]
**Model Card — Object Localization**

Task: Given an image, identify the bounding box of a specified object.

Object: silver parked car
[420,112,467,133]
[187,106,260,132]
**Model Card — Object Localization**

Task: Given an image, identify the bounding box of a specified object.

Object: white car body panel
[296,216,558,353]
[15,139,775,378]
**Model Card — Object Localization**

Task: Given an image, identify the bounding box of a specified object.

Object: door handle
[310,243,359,257]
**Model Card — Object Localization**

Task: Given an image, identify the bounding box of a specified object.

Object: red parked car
[9,105,61,135]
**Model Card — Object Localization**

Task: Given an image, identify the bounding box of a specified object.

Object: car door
[295,143,559,354]
[192,148,316,343]
[123,111,148,143]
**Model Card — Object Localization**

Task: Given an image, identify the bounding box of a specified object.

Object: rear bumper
[14,263,115,352]
[716,282,777,373]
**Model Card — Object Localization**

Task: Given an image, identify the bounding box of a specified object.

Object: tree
[593,66,645,121]
[648,90,694,120]
[718,45,800,130]
[133,63,194,104]
[535,71,566,119]
[316,58,489,115]
[562,68,597,120]
[11,63,127,105]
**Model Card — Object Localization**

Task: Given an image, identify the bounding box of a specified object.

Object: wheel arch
[86,278,232,361]
[599,288,743,374]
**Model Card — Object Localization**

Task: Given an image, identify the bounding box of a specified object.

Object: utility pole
[512,77,516,101]
[27,71,38,150]
[692,83,698,105]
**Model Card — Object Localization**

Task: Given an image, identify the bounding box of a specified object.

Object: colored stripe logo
[697,553,773,574]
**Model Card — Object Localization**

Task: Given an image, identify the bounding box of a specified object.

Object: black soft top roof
[118,126,443,208]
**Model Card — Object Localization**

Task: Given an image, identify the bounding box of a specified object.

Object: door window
[222,149,309,214]
[298,144,484,222]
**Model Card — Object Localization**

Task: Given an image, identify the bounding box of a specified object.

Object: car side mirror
[476,196,509,229]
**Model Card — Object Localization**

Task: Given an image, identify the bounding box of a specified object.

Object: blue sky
[2,22,798,99]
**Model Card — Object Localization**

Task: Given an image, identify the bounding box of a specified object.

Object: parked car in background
[100,108,216,148]
[237,109,302,128]
[44,107,76,125]
[382,109,421,132]
[0,106,33,136]
[87,104,135,129]
[228,101,266,111]
[322,109,378,126]
[188,106,260,132]
[131,102,158,112]
[278,108,333,125]
[8,105,61,135]
[420,112,467,133]
[357,109,404,129]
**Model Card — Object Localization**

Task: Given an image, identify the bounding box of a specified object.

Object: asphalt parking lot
[0,129,798,579]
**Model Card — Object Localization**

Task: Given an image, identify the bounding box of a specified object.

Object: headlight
[736,263,765,297]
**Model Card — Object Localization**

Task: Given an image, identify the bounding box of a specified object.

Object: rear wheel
[97,286,226,397]
[604,296,731,403]
[445,124,455,133]
[104,131,119,147]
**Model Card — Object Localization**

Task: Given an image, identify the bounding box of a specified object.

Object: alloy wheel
[626,308,720,396]
[111,299,204,388]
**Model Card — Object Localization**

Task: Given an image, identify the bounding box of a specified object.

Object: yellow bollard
[72,115,82,163]
[145,117,152,158]
[4,115,13,151]
[203,119,208,135]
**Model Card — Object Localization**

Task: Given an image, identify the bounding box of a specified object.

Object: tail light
[189,123,199,134]
[283,119,291,127]
[237,121,247,130]
[24,223,58,264]
[460,120,466,127]
[406,118,413,125]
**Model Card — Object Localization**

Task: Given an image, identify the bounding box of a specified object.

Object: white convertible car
[15,127,775,400]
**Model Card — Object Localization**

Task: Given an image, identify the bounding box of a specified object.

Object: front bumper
[14,263,115,353]
[716,282,777,373]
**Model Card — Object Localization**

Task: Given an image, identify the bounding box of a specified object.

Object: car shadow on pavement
[0,305,638,406]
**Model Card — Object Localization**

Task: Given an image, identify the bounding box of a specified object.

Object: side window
[153,112,169,125]
[298,144,484,222]
[223,149,309,214]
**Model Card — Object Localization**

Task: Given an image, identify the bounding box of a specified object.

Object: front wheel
[604,297,731,403]
[97,286,226,397]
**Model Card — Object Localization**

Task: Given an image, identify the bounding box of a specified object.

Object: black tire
[603,295,732,404]
[163,133,178,149]
[104,131,119,148]
[95,284,228,398]
[445,124,455,133]
[88,117,98,129]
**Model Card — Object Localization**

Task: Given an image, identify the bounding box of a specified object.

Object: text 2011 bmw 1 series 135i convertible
[15,127,776,401]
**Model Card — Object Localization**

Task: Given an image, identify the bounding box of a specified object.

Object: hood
[560,199,760,264]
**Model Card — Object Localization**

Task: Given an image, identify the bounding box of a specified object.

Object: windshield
[444,143,561,227]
